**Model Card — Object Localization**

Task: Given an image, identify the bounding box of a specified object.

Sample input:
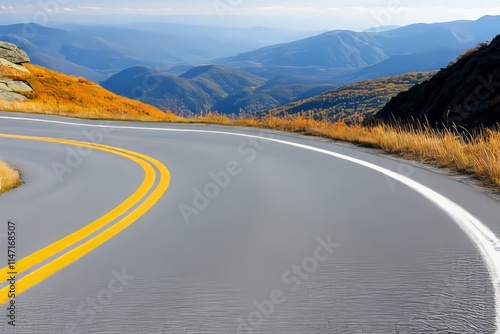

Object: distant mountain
[224,30,387,68]
[372,16,500,56]
[219,16,500,84]
[104,22,319,50]
[373,35,500,128]
[0,24,106,80]
[364,25,400,33]
[103,15,500,117]
[0,23,313,81]
[7,16,498,115]
[0,42,173,120]
[2,16,498,87]
[350,49,458,81]
[264,72,436,123]
[101,65,333,115]
[212,83,334,115]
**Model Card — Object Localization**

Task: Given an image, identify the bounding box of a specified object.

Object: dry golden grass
[0,61,498,189]
[191,113,500,188]
[0,161,21,194]
[0,64,180,122]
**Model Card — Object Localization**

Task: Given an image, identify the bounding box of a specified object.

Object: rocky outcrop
[0,90,27,102]
[0,58,30,74]
[0,42,32,102]
[0,42,30,64]
[0,80,32,93]
[373,35,500,128]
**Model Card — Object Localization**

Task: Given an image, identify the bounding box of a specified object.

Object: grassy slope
[0,161,21,194]
[0,63,498,191]
[0,63,182,194]
[0,64,179,121]
[191,114,500,189]
[265,72,436,123]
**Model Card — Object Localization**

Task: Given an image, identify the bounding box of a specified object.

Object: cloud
[239,5,357,15]
[211,4,500,30]
[78,6,101,11]
[0,1,499,31]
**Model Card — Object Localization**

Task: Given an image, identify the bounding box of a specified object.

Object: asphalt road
[0,111,499,333]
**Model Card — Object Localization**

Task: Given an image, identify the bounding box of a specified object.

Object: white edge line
[1,115,499,332]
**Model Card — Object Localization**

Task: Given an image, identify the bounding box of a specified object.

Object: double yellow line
[0,134,170,304]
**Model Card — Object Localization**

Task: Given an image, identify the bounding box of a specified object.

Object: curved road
[0,111,499,333]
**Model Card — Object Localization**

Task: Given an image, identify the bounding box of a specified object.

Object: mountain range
[1,16,499,116]
[101,65,334,115]
[264,72,436,124]
[102,16,500,115]
[373,35,500,128]
[0,23,316,81]
[219,15,500,84]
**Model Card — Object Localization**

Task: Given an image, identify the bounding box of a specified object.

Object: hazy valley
[2,16,500,117]
[1,4,500,333]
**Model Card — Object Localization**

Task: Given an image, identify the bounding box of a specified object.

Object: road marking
[0,134,155,284]
[0,115,498,332]
[0,133,170,304]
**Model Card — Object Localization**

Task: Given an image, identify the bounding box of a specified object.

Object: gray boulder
[0,90,27,102]
[0,80,33,93]
[0,42,30,64]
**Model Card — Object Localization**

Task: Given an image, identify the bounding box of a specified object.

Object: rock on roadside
[0,80,33,93]
[0,42,32,102]
[0,90,27,102]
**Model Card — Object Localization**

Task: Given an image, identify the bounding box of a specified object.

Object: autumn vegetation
[190,113,500,188]
[0,64,179,122]
[1,64,499,191]
[0,62,32,81]
[0,161,21,194]
[265,72,435,123]
[448,41,490,66]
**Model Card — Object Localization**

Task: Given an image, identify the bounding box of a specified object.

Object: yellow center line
[0,134,170,302]
[0,134,155,284]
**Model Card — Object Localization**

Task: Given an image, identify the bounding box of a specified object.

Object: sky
[1,0,500,31]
